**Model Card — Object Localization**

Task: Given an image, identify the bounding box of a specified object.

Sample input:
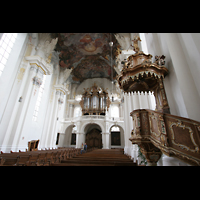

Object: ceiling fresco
[50,33,121,83]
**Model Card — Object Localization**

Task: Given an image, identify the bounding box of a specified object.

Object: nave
[51,149,137,166]
[0,147,138,166]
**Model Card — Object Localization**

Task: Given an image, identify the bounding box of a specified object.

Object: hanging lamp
[109,34,114,102]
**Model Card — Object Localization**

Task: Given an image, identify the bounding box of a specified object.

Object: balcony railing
[129,109,200,166]
[63,115,124,123]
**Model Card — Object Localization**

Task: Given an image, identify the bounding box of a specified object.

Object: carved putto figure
[131,36,141,53]
[155,55,166,66]
[32,76,42,87]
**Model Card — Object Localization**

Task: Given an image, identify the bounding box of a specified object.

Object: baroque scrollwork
[79,83,111,115]
[154,55,165,66]
[169,120,199,153]
[130,36,142,53]
[130,109,200,165]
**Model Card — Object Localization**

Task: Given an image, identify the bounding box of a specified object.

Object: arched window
[0,33,18,76]
[111,126,120,132]
[32,75,46,121]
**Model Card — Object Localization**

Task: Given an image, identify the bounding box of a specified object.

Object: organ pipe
[79,83,111,115]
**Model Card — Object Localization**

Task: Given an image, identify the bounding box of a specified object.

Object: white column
[40,87,56,148]
[178,33,200,97]
[76,132,84,148]
[4,64,39,152]
[164,33,200,121]
[139,92,149,109]
[147,92,155,110]
[128,92,135,157]
[130,91,135,111]
[104,133,110,149]
[51,91,66,149]
[119,103,123,118]
[133,92,140,110]
[127,92,132,156]
[123,92,129,154]
[102,132,106,149]
[144,91,150,108]
[123,92,134,156]
[48,89,60,148]
[69,104,74,118]
[131,92,139,162]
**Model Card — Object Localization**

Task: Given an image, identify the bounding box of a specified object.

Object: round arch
[109,124,125,149]
[81,121,105,134]
[84,123,102,149]
[59,124,77,148]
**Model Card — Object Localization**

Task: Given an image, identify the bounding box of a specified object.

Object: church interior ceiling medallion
[50,33,121,83]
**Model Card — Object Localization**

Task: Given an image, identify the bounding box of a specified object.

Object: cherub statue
[155,55,166,66]
[131,36,141,53]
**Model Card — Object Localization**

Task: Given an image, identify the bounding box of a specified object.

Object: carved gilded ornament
[169,120,199,153]
[26,56,53,75]
[80,83,111,115]
[130,36,142,53]
[130,109,200,165]
[32,76,42,87]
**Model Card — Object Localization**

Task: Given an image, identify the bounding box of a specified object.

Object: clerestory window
[32,75,46,122]
[0,33,18,76]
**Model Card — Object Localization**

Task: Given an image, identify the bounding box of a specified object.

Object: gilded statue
[155,55,166,66]
[131,36,141,53]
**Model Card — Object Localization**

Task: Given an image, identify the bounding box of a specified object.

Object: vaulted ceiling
[50,33,123,83]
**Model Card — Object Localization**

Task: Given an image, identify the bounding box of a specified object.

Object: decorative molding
[17,67,25,82]
[25,55,53,75]
[36,34,58,62]
[169,120,199,153]
[54,84,68,95]
[58,98,64,104]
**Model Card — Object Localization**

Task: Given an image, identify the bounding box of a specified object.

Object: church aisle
[51,149,137,166]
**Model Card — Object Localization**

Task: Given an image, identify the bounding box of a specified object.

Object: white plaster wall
[76,78,116,96]
[144,33,189,118]
[178,33,200,98]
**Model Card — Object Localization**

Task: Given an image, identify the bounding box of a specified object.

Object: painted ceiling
[50,33,122,83]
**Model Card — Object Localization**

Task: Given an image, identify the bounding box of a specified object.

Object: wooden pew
[0,147,82,166]
[0,156,19,166]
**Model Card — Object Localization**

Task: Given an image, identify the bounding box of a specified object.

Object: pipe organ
[79,83,111,115]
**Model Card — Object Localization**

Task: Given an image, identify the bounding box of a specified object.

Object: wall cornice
[25,55,53,75]
[54,84,68,95]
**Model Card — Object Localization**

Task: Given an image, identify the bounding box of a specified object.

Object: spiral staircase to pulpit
[117,38,200,166]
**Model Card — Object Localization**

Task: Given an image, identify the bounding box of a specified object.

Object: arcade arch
[84,123,102,149]
[58,124,77,147]
[109,125,125,149]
